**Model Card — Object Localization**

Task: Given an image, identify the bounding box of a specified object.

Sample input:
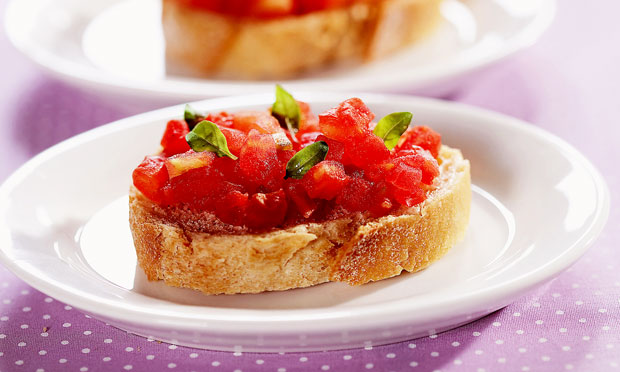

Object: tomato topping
[161,120,190,157]
[132,156,169,204]
[396,126,441,158]
[302,161,348,200]
[318,98,374,142]
[133,96,443,231]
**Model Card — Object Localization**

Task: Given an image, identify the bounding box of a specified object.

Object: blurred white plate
[5,0,555,101]
[0,94,608,352]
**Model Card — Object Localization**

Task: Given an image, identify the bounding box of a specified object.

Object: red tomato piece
[303,161,349,200]
[215,189,249,225]
[299,132,321,148]
[132,156,169,203]
[233,110,283,134]
[204,111,234,128]
[245,190,288,229]
[239,130,284,192]
[344,133,390,167]
[165,151,215,179]
[160,120,190,157]
[396,125,442,158]
[336,177,373,212]
[284,179,318,218]
[165,166,222,205]
[315,135,346,163]
[390,185,426,208]
[318,98,375,142]
[368,181,395,216]
[395,148,440,185]
[297,101,320,135]
[387,162,423,192]
[219,127,246,157]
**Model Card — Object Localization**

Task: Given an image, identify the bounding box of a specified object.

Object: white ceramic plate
[5,0,555,101]
[0,94,608,352]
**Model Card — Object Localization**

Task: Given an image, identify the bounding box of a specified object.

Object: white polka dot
[81,348,90,354]
[533,302,541,307]
[454,359,462,365]
[64,305,72,310]
[44,297,53,303]
[579,318,586,323]
[40,332,48,337]
[498,358,506,363]
[277,369,286,372]
[475,350,483,355]
[472,332,481,336]
[365,363,374,369]
[606,344,614,349]
[575,300,583,306]
[583,336,591,341]
[492,322,501,327]
[83,331,92,335]
[60,340,69,345]
[409,361,418,367]
[18,342,26,347]
[542,356,551,362]
[234,370,243,372]
[0,316,8,321]
[496,340,504,345]
[42,315,51,320]
[2,299,11,305]
[513,312,521,317]
[477,368,486,372]
[408,343,417,349]
[539,338,548,343]
[15,360,24,365]
[212,361,220,367]
[189,353,198,358]
[343,355,352,360]
[552,293,561,298]
[429,334,438,339]
[321,365,330,370]
[560,328,567,333]
[62,323,71,328]
[572,283,580,288]
[146,355,155,360]
[522,367,530,371]
[0,334,5,339]
[36,370,44,372]
[518,348,527,353]
[603,326,611,331]
[452,341,460,347]
[80,368,88,372]
[168,344,178,350]
[585,354,594,360]
[168,363,176,368]
[39,350,47,355]
[104,339,112,343]
[516,330,524,335]
[103,357,111,362]
[386,353,396,359]
[20,323,28,329]
[299,357,307,362]
[233,352,242,357]
[430,351,439,357]
[125,347,134,352]
[22,307,31,312]
[599,308,608,313]
[364,345,373,350]
[535,320,543,325]
[565,364,574,370]
[256,359,265,365]
[123,365,132,370]
[556,310,565,315]
[59,359,67,364]
[562,346,571,351]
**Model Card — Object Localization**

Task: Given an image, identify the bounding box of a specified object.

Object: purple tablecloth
[1,1,619,371]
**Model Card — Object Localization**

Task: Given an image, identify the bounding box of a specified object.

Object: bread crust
[162,0,442,79]
[129,145,471,294]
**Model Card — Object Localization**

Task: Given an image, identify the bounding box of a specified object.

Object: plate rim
[0,92,609,335]
[4,0,557,99]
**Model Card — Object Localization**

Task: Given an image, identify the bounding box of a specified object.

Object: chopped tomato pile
[133,97,441,230]
[177,0,371,18]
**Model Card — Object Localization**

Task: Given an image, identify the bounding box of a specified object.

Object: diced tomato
[233,110,283,134]
[284,179,317,218]
[395,148,440,185]
[132,156,169,203]
[297,101,320,135]
[278,149,296,168]
[368,181,395,216]
[336,177,373,212]
[160,120,190,157]
[215,189,249,226]
[387,162,422,192]
[396,126,442,158]
[315,135,346,163]
[302,161,349,200]
[319,98,375,142]
[204,111,234,128]
[165,151,215,179]
[299,132,321,148]
[390,185,426,208]
[344,133,390,167]
[245,190,288,229]
[365,161,396,182]
[219,127,246,156]
[239,130,284,192]
[164,166,222,205]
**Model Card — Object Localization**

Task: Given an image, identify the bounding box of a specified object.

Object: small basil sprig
[285,141,329,179]
[184,104,203,129]
[185,120,238,160]
[373,112,413,150]
[272,85,301,136]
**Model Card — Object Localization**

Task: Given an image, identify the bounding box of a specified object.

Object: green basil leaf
[184,104,203,129]
[185,120,238,160]
[373,112,413,150]
[272,84,301,136]
[285,141,329,179]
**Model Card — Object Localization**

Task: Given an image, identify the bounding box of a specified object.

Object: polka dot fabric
[1,245,619,372]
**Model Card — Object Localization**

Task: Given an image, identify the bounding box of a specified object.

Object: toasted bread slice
[129,145,470,295]
[162,0,442,79]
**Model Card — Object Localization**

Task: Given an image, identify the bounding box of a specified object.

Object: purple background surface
[1,1,619,371]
